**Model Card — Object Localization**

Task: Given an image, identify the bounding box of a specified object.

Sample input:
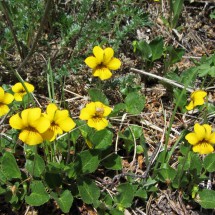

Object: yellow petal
[46,103,58,120]
[0,87,5,101]
[14,93,25,101]
[55,110,69,123]
[0,104,10,117]
[208,132,215,144]
[9,113,24,129]
[194,123,205,141]
[27,108,42,127]
[87,118,108,130]
[185,101,194,111]
[106,58,121,70]
[185,133,199,145]
[24,82,34,93]
[203,124,212,140]
[85,56,98,69]
[57,117,76,132]
[93,68,112,80]
[42,129,56,141]
[19,129,43,145]
[33,116,50,133]
[93,46,104,64]
[192,143,214,154]
[94,102,112,117]
[192,90,207,106]
[103,105,112,116]
[79,102,96,120]
[12,83,23,93]
[103,48,114,64]
[2,93,14,104]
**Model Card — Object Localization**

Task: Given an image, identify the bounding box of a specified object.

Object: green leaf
[166,46,185,67]
[102,154,122,170]
[135,189,147,199]
[2,152,21,179]
[198,189,215,209]
[115,183,134,208]
[53,190,73,213]
[78,177,100,204]
[76,150,100,174]
[25,181,50,206]
[88,88,109,105]
[203,153,215,172]
[110,103,126,117]
[171,0,184,28]
[125,92,145,114]
[149,37,164,61]
[136,40,152,60]
[90,129,113,149]
[25,154,45,177]
[157,165,177,183]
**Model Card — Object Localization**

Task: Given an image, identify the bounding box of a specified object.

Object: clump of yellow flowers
[9,104,76,145]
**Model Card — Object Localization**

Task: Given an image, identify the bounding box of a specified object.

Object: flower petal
[203,124,212,140]
[33,116,50,133]
[93,46,104,64]
[93,68,112,80]
[103,48,114,64]
[185,133,199,145]
[185,101,194,111]
[19,129,43,145]
[79,103,96,120]
[208,132,215,144]
[85,56,98,69]
[87,118,108,130]
[27,108,42,127]
[24,82,34,93]
[194,123,205,141]
[192,90,207,106]
[0,87,5,101]
[0,104,10,117]
[14,93,25,101]
[192,142,214,154]
[42,129,56,141]
[9,113,24,129]
[46,103,58,121]
[57,117,76,132]
[54,110,69,123]
[106,58,121,70]
[2,93,14,104]
[12,83,23,93]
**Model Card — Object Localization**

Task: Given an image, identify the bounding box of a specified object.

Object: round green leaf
[78,178,100,204]
[203,153,215,172]
[125,92,145,114]
[198,189,215,209]
[25,181,50,206]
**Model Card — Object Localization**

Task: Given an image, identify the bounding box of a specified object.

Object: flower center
[93,107,104,118]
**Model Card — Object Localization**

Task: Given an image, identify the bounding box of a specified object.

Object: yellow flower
[79,101,112,130]
[42,103,76,141]
[0,87,14,117]
[85,46,121,80]
[185,123,215,154]
[186,90,207,111]
[9,108,50,145]
[12,82,34,101]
